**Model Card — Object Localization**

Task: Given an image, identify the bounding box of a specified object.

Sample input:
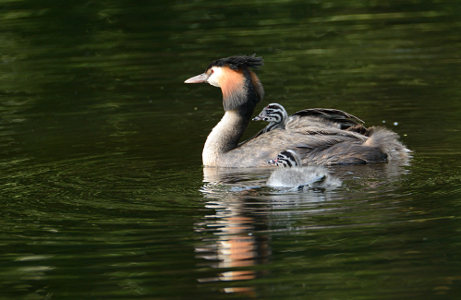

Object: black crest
[207,55,264,71]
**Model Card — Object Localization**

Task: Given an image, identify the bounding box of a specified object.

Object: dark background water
[1,0,461,298]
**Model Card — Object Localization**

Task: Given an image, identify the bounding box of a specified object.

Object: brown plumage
[184,55,410,167]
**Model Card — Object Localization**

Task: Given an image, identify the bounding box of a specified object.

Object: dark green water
[1,0,461,298]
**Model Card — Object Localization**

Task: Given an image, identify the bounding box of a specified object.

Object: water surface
[1,0,461,298]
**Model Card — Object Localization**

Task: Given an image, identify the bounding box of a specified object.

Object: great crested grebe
[252,103,289,133]
[268,149,302,167]
[266,150,341,190]
[184,55,410,167]
[252,103,372,137]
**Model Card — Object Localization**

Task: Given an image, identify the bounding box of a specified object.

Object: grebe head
[185,55,263,86]
[253,103,288,123]
[268,149,302,168]
[184,55,264,112]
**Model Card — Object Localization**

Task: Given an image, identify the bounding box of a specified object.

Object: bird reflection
[196,167,272,295]
[195,162,410,295]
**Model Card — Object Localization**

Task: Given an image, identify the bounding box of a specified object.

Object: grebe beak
[252,115,263,121]
[267,158,278,165]
[184,73,209,84]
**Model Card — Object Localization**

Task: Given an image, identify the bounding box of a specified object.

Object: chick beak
[267,158,277,165]
[252,115,263,121]
[184,73,209,84]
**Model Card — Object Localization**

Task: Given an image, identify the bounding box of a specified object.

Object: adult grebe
[185,55,410,167]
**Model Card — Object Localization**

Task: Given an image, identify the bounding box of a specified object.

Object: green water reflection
[1,0,461,298]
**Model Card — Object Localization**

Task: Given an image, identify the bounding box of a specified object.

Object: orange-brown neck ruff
[250,71,264,101]
[220,66,245,100]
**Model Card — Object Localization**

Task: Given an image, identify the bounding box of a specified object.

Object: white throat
[202,111,243,167]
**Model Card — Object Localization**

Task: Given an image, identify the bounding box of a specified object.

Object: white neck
[202,111,247,167]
